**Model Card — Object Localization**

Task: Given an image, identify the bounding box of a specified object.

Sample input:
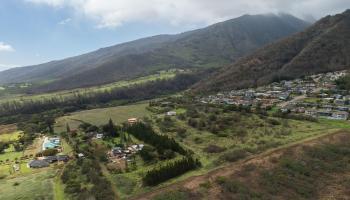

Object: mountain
[193,10,350,93]
[0,13,309,93]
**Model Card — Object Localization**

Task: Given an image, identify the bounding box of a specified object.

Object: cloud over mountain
[26,0,350,28]
[0,42,14,52]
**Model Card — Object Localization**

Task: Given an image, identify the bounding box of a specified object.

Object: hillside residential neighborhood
[200,71,350,120]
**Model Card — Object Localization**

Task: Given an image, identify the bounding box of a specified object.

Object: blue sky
[0,0,201,71]
[0,0,349,71]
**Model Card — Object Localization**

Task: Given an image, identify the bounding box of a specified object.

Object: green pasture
[55,102,151,132]
[0,131,23,142]
[0,169,56,200]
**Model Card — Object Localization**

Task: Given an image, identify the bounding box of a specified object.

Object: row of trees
[0,73,203,118]
[126,122,187,155]
[143,156,201,186]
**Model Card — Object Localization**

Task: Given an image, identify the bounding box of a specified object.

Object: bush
[13,182,20,186]
[114,175,137,195]
[0,174,7,179]
[153,189,192,200]
[203,145,226,153]
[267,118,281,126]
[176,127,187,138]
[217,178,262,199]
[220,149,248,162]
[37,148,58,157]
[140,146,158,162]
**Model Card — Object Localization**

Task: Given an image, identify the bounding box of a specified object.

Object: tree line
[143,156,201,186]
[126,122,187,155]
[0,72,204,120]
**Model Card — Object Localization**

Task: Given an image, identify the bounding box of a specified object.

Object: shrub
[176,127,187,138]
[267,118,281,126]
[220,149,248,162]
[203,145,226,153]
[140,146,158,162]
[153,189,192,200]
[37,148,58,157]
[114,175,137,195]
[13,182,20,186]
[0,174,6,179]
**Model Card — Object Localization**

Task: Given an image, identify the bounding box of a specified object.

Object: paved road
[278,94,307,108]
[278,87,323,108]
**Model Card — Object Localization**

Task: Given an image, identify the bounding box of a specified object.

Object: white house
[166,111,177,116]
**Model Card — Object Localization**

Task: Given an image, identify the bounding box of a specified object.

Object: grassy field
[52,100,350,199]
[0,124,17,135]
[0,169,57,200]
[0,70,177,104]
[0,131,23,142]
[122,99,350,198]
[53,176,66,200]
[55,102,151,132]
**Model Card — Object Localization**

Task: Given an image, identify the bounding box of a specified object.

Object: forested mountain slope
[194,10,350,93]
[0,13,309,93]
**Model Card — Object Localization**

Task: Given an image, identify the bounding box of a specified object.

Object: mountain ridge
[0,13,310,93]
[193,9,350,93]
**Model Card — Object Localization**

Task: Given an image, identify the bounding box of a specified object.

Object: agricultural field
[54,102,151,132]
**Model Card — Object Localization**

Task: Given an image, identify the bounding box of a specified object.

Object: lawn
[54,176,66,200]
[60,139,73,155]
[0,151,23,162]
[55,102,151,132]
[0,131,23,142]
[0,169,56,200]
[302,97,322,103]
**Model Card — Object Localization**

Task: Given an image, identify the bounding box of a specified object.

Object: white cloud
[58,18,72,25]
[0,64,19,71]
[26,0,350,28]
[0,42,15,52]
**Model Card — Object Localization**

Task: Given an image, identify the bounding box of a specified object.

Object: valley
[1,69,350,199]
[0,6,350,200]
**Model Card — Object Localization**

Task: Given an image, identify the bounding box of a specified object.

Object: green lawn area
[0,151,23,162]
[302,97,322,103]
[54,176,66,200]
[60,139,73,156]
[318,118,350,129]
[0,131,23,142]
[55,102,151,132]
[0,169,56,200]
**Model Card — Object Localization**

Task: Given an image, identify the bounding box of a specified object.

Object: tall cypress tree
[66,123,71,133]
